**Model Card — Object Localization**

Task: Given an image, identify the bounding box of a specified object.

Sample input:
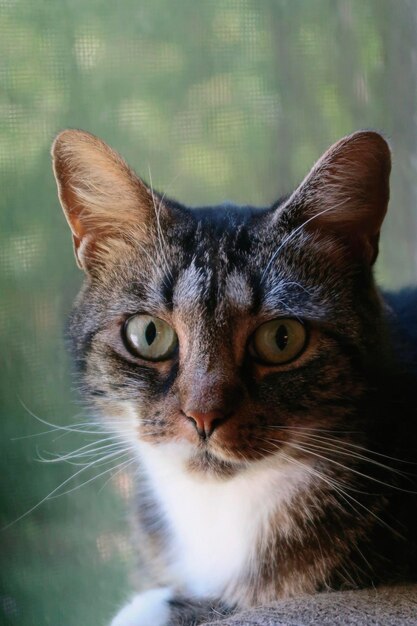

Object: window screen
[1,1,417,624]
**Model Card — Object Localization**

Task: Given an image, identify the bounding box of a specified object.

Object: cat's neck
[135,439,314,601]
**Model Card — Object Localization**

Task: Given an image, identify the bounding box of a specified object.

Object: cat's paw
[110,587,173,626]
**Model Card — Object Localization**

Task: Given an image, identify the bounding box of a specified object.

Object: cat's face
[52,130,391,476]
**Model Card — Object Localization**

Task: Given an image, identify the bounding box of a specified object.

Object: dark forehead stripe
[247,273,263,315]
[161,203,276,317]
[133,200,318,318]
[159,270,177,311]
[170,262,260,321]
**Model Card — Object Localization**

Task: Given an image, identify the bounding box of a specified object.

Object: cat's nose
[184,409,229,439]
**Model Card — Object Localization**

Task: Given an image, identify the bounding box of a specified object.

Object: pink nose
[185,409,228,439]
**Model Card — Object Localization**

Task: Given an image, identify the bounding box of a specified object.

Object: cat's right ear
[51,129,158,271]
[276,131,391,265]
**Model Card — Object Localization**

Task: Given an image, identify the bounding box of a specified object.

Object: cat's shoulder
[384,287,417,322]
[383,286,417,372]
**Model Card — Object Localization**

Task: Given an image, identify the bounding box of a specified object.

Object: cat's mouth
[133,403,293,475]
[185,435,298,478]
[184,427,289,477]
[187,448,247,478]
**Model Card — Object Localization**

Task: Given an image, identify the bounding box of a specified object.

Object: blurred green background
[1,1,417,624]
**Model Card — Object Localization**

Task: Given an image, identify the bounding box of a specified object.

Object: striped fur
[52,130,417,625]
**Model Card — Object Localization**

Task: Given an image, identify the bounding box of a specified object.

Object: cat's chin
[136,438,250,479]
[187,449,247,479]
[135,426,294,480]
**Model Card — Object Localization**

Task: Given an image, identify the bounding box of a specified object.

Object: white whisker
[147,164,173,282]
[261,204,344,282]
[2,452,121,530]
[48,452,133,498]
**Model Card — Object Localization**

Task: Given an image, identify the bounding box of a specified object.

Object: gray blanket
[203,585,417,625]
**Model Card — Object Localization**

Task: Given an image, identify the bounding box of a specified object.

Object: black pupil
[145,321,157,345]
[275,325,289,351]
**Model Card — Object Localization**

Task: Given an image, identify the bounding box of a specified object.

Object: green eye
[250,318,307,365]
[123,315,178,361]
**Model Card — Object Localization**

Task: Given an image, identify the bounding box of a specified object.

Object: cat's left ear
[280,130,391,265]
[51,129,163,271]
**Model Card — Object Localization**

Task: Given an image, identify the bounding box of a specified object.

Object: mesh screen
[1,1,417,624]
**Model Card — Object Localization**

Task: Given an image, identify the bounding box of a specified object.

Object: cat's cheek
[110,588,173,626]
[137,410,200,446]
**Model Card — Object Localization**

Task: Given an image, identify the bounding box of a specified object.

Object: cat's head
[52,129,391,477]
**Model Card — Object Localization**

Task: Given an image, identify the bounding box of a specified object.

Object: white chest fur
[137,443,311,599]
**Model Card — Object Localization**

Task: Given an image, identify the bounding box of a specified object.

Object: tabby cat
[52,129,417,626]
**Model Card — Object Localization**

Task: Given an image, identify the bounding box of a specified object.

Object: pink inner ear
[289,131,391,265]
[68,213,85,240]
[51,129,160,271]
